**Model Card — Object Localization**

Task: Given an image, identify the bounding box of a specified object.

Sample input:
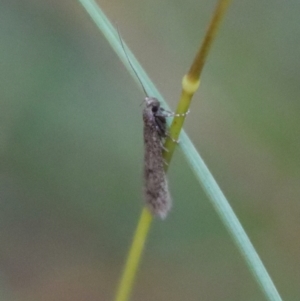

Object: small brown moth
[118,30,188,218]
[143,97,171,218]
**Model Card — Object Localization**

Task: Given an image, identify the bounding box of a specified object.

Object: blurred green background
[0,0,299,300]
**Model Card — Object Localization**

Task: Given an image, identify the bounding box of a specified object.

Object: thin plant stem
[163,0,232,164]
[114,208,152,301]
[188,0,232,81]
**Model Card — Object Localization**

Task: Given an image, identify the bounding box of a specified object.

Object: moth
[118,30,188,218]
[143,96,171,218]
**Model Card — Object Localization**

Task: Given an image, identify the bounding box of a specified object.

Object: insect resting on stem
[117,29,189,218]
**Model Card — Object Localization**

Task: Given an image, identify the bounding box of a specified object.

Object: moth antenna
[116,26,149,98]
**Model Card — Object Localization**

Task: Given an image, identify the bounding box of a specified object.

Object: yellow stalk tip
[182,75,201,95]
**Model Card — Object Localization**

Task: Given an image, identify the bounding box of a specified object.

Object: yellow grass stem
[188,0,232,81]
[163,76,200,165]
[164,0,232,163]
[114,1,231,301]
[114,208,152,301]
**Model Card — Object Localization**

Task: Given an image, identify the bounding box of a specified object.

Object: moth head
[145,97,160,113]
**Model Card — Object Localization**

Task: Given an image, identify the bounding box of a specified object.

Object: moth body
[143,97,171,219]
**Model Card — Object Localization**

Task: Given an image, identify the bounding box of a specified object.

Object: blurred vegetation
[0,0,299,300]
